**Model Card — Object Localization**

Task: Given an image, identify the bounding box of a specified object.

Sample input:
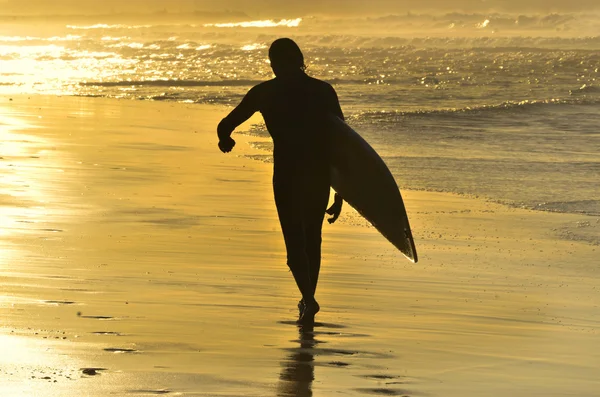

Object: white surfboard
[329,115,418,263]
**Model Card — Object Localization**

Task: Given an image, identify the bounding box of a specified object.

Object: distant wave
[58,12,600,34]
[69,86,600,111]
[66,23,152,30]
[78,77,442,88]
[204,18,302,28]
[79,79,263,87]
[304,12,600,35]
[351,97,600,121]
[0,35,83,42]
[66,24,152,30]
[4,32,600,51]
[294,35,600,50]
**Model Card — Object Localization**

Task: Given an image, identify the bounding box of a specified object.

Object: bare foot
[298,299,305,320]
[297,300,320,325]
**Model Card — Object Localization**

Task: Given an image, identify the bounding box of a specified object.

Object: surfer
[217,38,344,324]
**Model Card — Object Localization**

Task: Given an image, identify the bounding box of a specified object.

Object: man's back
[246,74,343,167]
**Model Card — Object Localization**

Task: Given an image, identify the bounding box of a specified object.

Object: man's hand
[326,194,343,224]
[218,137,236,153]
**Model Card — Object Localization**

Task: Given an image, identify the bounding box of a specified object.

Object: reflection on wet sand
[277,325,317,397]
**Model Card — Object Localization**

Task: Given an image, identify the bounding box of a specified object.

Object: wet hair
[268,38,306,72]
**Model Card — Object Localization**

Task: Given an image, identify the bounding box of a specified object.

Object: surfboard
[329,115,418,263]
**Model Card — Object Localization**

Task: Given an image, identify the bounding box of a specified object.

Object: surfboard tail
[403,227,418,263]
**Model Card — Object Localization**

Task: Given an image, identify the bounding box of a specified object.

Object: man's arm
[217,86,260,152]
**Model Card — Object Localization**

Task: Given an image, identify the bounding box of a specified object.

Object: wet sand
[1,95,599,397]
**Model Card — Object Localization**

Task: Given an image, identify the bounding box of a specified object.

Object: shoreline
[17,93,600,221]
[1,94,599,396]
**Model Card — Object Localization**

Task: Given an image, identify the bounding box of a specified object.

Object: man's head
[268,38,305,78]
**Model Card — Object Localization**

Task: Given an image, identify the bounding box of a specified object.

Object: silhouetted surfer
[217,38,344,324]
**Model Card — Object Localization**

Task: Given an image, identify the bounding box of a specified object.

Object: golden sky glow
[1,0,599,16]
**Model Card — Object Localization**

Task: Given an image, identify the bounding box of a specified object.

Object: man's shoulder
[246,79,276,100]
[306,76,334,90]
[251,79,276,91]
[249,76,335,98]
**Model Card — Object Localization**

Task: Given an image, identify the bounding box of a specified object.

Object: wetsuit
[217,72,344,301]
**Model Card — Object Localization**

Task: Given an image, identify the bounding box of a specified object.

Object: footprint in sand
[43,300,76,305]
[355,389,411,396]
[81,367,107,376]
[362,375,401,380]
[77,312,114,320]
[357,375,416,396]
[326,361,351,367]
[103,347,138,353]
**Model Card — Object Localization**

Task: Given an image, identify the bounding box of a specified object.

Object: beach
[1,95,599,396]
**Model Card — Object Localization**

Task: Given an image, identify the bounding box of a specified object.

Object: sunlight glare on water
[0,42,136,95]
[241,43,268,51]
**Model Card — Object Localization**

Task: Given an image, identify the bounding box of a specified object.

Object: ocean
[1,12,598,243]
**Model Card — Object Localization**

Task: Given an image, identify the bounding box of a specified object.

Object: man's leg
[274,182,316,318]
[280,218,314,306]
[305,181,329,296]
[305,221,323,296]
[298,182,329,323]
